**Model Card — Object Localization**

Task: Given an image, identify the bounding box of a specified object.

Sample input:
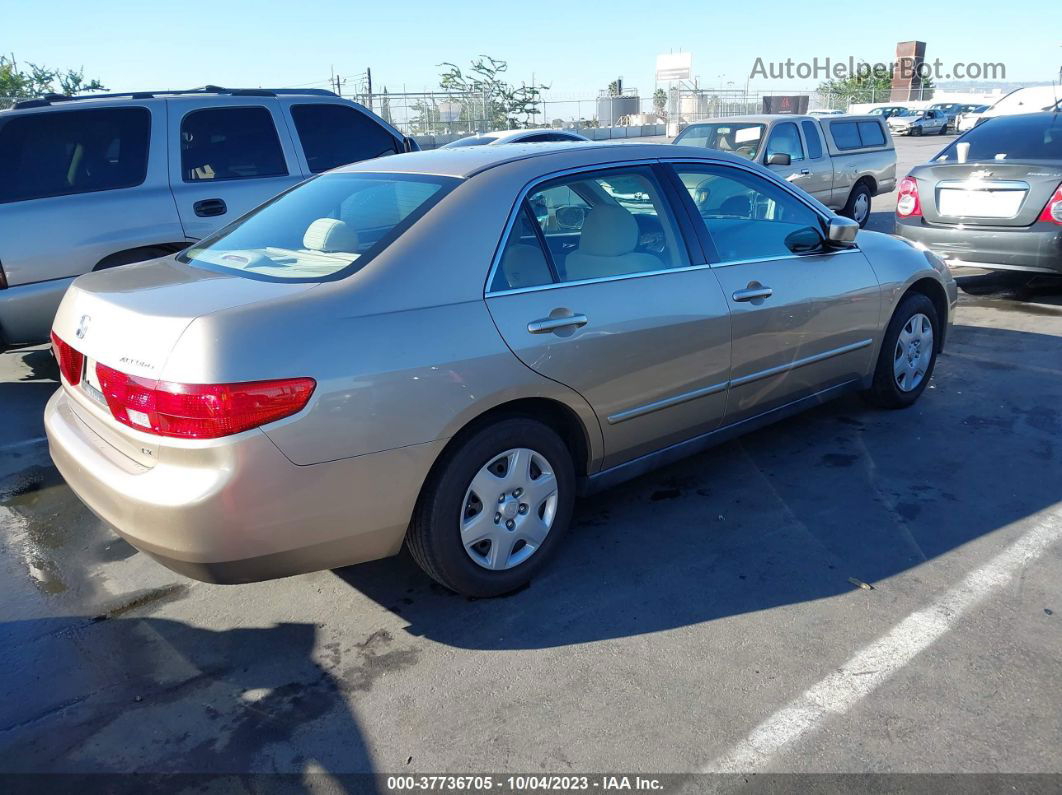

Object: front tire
[862,293,940,409]
[407,417,576,597]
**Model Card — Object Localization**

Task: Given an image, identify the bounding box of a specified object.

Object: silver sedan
[46,142,957,597]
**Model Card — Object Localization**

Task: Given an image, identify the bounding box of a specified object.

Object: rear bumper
[0,278,74,345]
[45,388,446,583]
[896,219,1062,275]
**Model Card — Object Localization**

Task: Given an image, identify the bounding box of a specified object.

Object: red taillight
[94,362,315,439]
[896,176,922,218]
[1037,183,1062,225]
[50,332,84,386]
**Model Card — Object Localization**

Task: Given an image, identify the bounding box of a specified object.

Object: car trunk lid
[915,161,1062,227]
[52,257,318,467]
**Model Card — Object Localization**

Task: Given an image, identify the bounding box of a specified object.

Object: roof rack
[11,85,337,110]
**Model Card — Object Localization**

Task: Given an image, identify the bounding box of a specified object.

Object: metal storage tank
[597,94,640,125]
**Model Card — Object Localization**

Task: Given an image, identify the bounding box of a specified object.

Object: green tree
[652,88,668,118]
[818,66,933,108]
[437,55,549,130]
[0,54,105,98]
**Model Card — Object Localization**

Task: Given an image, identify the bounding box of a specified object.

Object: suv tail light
[94,363,315,439]
[896,176,922,218]
[51,332,84,386]
[1037,183,1062,225]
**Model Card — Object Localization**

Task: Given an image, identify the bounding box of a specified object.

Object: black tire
[938,123,948,135]
[842,182,873,228]
[862,292,940,409]
[406,417,576,597]
[913,126,923,137]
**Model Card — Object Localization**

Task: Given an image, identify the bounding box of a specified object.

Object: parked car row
[672,114,896,227]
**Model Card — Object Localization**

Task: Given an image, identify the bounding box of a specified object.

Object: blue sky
[6,0,1059,97]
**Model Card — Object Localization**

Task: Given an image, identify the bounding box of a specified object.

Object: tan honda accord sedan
[46,142,957,597]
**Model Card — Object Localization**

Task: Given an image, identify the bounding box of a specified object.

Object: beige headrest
[577,205,639,257]
[303,218,358,252]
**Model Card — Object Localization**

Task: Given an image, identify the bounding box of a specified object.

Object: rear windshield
[673,123,766,160]
[178,173,458,282]
[934,114,1062,162]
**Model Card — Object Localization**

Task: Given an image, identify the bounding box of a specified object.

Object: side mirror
[767,152,791,166]
[784,226,824,254]
[826,216,859,247]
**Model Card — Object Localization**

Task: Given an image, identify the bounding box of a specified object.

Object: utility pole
[366,67,373,112]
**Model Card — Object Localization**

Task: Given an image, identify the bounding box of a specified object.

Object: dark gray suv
[895,113,1062,275]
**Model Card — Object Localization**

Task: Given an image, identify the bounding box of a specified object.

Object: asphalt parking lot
[1,136,1060,781]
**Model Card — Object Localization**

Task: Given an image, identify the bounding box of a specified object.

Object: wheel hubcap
[854,193,870,223]
[893,313,934,392]
[460,448,558,571]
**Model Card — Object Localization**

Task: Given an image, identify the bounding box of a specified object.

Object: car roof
[335,141,756,179]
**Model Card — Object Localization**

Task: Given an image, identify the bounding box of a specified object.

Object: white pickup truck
[673,114,897,227]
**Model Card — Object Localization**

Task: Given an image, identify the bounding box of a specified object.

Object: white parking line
[701,509,1062,773]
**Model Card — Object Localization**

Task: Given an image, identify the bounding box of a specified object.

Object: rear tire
[407,417,575,597]
[862,293,940,409]
[842,183,873,228]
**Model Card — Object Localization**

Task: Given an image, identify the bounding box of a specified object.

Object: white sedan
[443,129,590,148]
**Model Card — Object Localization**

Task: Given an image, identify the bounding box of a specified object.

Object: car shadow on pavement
[336,322,1062,650]
[0,615,377,787]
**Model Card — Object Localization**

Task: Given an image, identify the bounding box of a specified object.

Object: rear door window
[801,120,823,159]
[291,104,400,173]
[0,107,150,203]
[180,106,287,182]
[519,167,689,284]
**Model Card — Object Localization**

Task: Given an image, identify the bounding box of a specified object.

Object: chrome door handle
[527,314,588,334]
[732,287,773,302]
[799,168,811,175]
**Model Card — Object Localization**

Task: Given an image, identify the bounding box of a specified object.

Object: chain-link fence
[349,86,959,140]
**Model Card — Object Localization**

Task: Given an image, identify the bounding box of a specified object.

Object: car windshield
[934,114,1062,162]
[178,173,458,282]
[674,123,766,160]
[896,109,924,118]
